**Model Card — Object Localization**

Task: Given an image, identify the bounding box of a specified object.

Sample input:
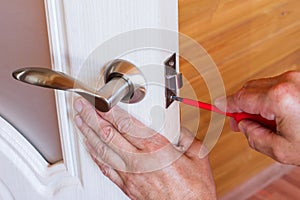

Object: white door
[0,0,180,199]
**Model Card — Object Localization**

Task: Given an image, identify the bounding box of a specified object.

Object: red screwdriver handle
[230,112,277,132]
[180,97,277,132]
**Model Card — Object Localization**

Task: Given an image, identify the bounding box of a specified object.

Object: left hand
[74,97,216,200]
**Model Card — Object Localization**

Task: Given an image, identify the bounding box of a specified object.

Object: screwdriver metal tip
[170,95,183,102]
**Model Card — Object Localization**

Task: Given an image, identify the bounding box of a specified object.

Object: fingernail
[214,96,227,112]
[75,115,83,127]
[267,114,275,121]
[74,99,83,113]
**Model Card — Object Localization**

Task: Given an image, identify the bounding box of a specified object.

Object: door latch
[165,53,183,109]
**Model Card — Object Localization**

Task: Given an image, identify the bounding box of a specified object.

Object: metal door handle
[12,60,146,112]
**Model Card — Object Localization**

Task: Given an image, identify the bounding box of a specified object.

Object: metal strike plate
[165,53,183,109]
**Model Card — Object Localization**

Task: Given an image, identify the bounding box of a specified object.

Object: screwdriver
[171,96,277,132]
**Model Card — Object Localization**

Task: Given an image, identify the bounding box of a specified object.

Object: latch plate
[165,53,183,109]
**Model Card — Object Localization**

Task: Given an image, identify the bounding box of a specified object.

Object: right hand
[215,71,300,165]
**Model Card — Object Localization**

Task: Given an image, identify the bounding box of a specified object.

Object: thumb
[238,120,279,158]
[214,96,243,113]
[176,127,195,152]
[177,128,208,158]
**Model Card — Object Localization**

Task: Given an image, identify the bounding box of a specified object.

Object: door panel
[48,0,180,198]
[0,0,180,199]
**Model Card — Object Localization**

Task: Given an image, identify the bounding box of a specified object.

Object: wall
[0,0,62,163]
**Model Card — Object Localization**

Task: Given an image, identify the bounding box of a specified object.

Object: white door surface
[0,0,180,199]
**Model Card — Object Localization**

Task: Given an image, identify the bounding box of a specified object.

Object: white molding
[44,0,82,182]
[0,179,14,200]
[0,116,80,196]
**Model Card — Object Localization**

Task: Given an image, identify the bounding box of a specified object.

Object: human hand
[74,98,217,200]
[215,71,300,165]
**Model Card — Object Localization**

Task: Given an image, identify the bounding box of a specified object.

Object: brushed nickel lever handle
[12,60,146,112]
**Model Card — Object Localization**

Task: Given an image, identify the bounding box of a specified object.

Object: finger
[97,163,125,190]
[214,78,277,120]
[97,105,169,150]
[230,74,286,118]
[218,87,275,120]
[75,98,137,152]
[88,144,125,190]
[237,87,276,120]
[75,99,169,157]
[214,96,230,112]
[242,77,277,89]
[176,128,206,158]
[238,120,282,159]
[75,115,127,170]
[97,106,154,137]
[178,131,204,159]
[75,100,170,171]
[226,88,263,114]
[176,127,195,152]
[214,95,245,113]
[229,118,240,132]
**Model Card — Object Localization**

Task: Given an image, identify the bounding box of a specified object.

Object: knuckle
[86,128,94,138]
[269,82,290,97]
[269,82,298,108]
[125,155,140,172]
[145,135,169,151]
[101,126,114,144]
[95,141,106,158]
[230,88,246,109]
[98,164,111,177]
[82,106,97,122]
[235,88,246,103]
[245,127,261,149]
[124,179,135,193]
[101,166,109,177]
[272,146,288,164]
[116,116,133,133]
[243,80,256,88]
[282,70,299,81]
[247,137,256,150]
[81,125,94,138]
